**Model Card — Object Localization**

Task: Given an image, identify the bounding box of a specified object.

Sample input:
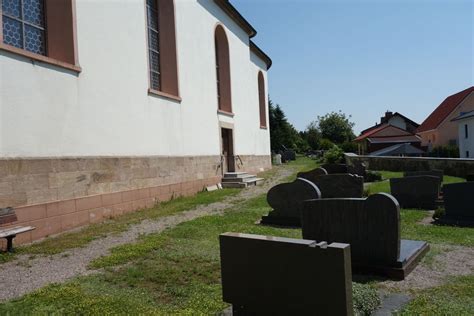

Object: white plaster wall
[458,117,474,158]
[0,0,270,158]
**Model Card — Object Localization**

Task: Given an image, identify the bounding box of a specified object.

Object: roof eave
[213,0,257,38]
[250,41,272,69]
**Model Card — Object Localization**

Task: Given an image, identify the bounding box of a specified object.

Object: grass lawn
[366,171,465,196]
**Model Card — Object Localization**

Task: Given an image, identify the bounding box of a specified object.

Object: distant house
[355,111,421,155]
[359,111,420,136]
[417,86,474,149]
[355,124,422,155]
[451,111,474,158]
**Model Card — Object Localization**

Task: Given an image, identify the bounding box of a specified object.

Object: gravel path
[0,166,293,302]
[380,244,474,291]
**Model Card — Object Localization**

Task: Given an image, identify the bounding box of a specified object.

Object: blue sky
[232,0,474,134]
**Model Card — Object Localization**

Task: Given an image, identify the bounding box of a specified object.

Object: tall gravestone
[298,173,363,198]
[302,193,429,280]
[220,232,353,316]
[404,170,443,190]
[297,167,328,179]
[260,178,321,226]
[390,176,440,210]
[321,163,348,174]
[348,161,367,179]
[437,182,474,227]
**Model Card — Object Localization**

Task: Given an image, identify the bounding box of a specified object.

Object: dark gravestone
[261,178,321,226]
[321,163,348,174]
[299,174,364,198]
[348,161,367,179]
[390,176,440,210]
[404,170,443,191]
[437,182,474,227]
[220,232,353,316]
[302,193,429,280]
[281,149,296,162]
[297,167,328,179]
[466,174,474,182]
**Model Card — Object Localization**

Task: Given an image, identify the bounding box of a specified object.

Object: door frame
[219,122,235,174]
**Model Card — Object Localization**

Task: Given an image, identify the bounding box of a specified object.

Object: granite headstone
[261,178,321,226]
[321,163,348,174]
[437,182,474,227]
[390,176,440,210]
[302,193,429,279]
[220,232,353,316]
[298,173,364,198]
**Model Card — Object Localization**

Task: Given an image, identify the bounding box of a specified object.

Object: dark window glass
[146,0,160,90]
[465,124,469,139]
[2,0,46,55]
[467,151,470,158]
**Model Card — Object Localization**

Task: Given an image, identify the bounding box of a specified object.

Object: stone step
[221,182,248,189]
[223,172,249,179]
[222,175,257,183]
[221,177,265,189]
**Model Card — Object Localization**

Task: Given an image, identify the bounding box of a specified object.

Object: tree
[269,99,307,152]
[313,111,355,144]
[304,121,321,150]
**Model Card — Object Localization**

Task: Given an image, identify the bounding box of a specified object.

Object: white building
[0,0,272,244]
[452,111,474,158]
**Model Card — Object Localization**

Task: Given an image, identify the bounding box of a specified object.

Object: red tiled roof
[355,124,389,141]
[417,86,474,133]
[367,135,422,144]
[355,124,412,142]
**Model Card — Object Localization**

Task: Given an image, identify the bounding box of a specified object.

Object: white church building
[0,0,272,243]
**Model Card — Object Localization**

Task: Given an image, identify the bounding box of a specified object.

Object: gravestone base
[260,213,301,227]
[353,240,429,280]
[436,215,474,228]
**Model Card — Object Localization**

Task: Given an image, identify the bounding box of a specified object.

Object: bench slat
[0,226,35,238]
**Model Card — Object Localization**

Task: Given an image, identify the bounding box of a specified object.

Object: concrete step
[223,172,249,179]
[222,175,257,183]
[221,182,248,189]
[221,177,265,189]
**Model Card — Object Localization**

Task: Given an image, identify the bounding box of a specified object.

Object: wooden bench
[0,207,36,252]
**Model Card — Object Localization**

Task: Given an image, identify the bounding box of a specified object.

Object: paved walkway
[0,166,293,302]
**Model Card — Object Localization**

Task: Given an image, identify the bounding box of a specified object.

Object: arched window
[214,25,232,113]
[146,0,179,98]
[258,71,267,127]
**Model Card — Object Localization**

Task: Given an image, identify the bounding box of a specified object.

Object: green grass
[0,193,378,315]
[400,209,474,246]
[401,275,474,315]
[1,157,377,315]
[0,188,240,263]
[366,171,465,195]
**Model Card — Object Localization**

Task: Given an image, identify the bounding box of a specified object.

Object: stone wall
[0,155,271,248]
[345,153,474,178]
[236,155,272,174]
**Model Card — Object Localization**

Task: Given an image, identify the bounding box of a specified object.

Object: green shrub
[428,145,460,158]
[433,207,445,220]
[352,283,381,315]
[340,141,358,153]
[319,138,335,150]
[323,145,345,163]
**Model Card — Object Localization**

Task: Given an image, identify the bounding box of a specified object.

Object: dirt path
[0,166,293,302]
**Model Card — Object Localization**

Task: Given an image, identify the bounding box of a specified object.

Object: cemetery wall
[345,153,474,177]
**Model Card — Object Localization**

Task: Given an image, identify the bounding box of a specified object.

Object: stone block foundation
[0,155,272,249]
